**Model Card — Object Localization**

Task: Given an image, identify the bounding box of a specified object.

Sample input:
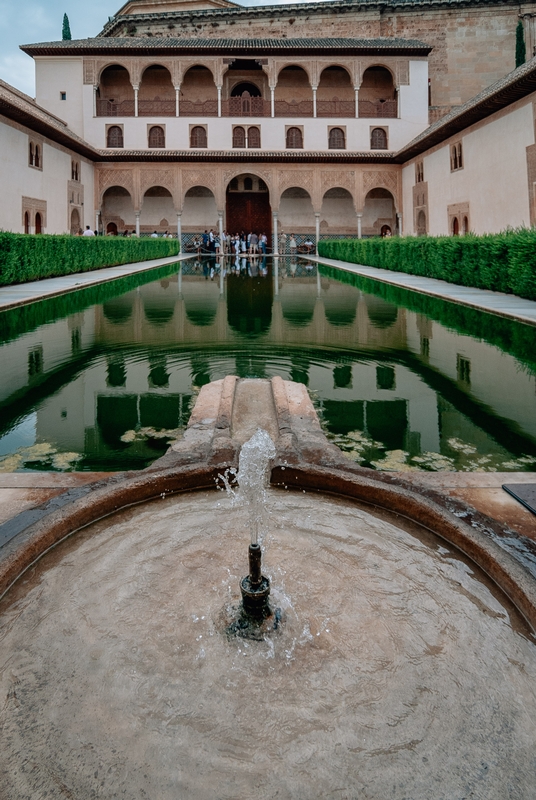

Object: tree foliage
[62,13,72,41]
[516,20,526,68]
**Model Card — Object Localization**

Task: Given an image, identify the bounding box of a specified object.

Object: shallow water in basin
[1,490,536,799]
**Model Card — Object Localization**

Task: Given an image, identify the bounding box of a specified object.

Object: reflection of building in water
[1,269,535,465]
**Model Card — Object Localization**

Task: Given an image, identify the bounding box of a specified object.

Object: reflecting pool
[0,255,535,472]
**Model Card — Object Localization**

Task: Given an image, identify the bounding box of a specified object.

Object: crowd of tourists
[189,230,315,256]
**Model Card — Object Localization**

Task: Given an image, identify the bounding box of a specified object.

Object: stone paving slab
[309,256,536,326]
[0,254,195,311]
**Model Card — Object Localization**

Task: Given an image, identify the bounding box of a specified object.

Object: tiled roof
[95,149,396,163]
[21,36,431,56]
[395,55,536,162]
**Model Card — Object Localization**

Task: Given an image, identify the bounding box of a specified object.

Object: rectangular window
[60,92,67,101]
[457,354,471,384]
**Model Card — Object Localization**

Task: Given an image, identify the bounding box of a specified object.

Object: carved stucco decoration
[278,170,315,199]
[21,197,47,228]
[83,60,96,86]
[315,58,358,88]
[182,169,219,201]
[93,59,135,86]
[273,59,314,86]
[177,59,218,86]
[139,168,178,208]
[362,170,399,199]
[320,170,357,208]
[97,169,136,205]
[222,166,273,190]
[396,61,410,86]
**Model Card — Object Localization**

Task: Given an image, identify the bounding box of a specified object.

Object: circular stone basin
[1,490,536,799]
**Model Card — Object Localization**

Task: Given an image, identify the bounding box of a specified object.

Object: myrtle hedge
[0,233,180,286]
[317,230,536,301]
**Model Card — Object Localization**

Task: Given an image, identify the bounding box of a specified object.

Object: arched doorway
[35,213,42,234]
[182,186,218,235]
[24,211,30,234]
[97,65,134,117]
[70,208,80,235]
[226,173,272,237]
[141,186,175,235]
[279,187,315,235]
[416,210,427,236]
[107,222,118,235]
[320,188,355,235]
[362,188,396,237]
[101,186,134,235]
[452,216,459,235]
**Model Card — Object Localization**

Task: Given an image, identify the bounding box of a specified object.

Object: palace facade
[2,0,536,245]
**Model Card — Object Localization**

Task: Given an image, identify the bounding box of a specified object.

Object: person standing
[82,225,95,237]
[289,233,297,255]
[250,232,258,254]
[279,230,287,254]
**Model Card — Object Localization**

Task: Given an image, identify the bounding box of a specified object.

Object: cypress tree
[516,20,526,68]
[62,13,72,41]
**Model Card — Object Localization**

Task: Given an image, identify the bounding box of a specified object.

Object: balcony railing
[358,100,397,118]
[97,99,135,117]
[96,96,398,119]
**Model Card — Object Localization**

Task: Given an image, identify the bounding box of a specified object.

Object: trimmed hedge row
[0,233,180,286]
[317,230,536,301]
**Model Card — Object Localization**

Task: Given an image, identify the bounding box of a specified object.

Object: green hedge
[0,233,180,286]
[317,230,536,301]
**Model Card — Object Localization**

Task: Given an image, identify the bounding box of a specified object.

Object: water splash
[237,428,276,545]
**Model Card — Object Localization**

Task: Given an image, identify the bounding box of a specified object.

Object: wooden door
[226,192,272,237]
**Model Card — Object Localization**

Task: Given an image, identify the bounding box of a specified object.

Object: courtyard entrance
[226,173,272,237]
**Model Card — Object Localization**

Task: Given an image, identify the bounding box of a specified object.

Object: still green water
[0,256,535,472]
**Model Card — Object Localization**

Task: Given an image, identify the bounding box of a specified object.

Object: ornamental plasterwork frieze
[396,61,410,86]
[320,170,357,205]
[83,60,96,85]
[182,169,218,197]
[22,197,47,227]
[97,169,136,203]
[278,170,314,198]
[222,166,273,190]
[362,170,399,197]
[139,168,178,206]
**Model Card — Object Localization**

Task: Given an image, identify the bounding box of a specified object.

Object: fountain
[1,377,536,798]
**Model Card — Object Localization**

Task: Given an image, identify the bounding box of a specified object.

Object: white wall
[402,95,535,235]
[0,113,95,234]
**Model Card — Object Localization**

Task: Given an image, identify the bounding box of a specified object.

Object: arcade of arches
[97,164,400,238]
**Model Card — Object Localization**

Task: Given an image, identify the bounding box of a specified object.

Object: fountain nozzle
[240,543,271,618]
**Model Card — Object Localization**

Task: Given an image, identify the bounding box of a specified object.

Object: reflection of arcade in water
[0,257,535,471]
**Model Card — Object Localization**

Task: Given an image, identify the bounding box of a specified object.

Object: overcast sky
[0,0,327,97]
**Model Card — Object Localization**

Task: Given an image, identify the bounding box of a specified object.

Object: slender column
[218,211,224,244]
[270,86,275,118]
[175,87,180,117]
[316,267,321,297]
[354,87,359,119]
[178,264,182,295]
[93,86,97,117]
[396,212,403,235]
[272,212,279,255]
[274,255,279,296]
[315,212,320,254]
[95,211,100,234]
[312,87,317,119]
[135,211,141,238]
[177,212,182,247]
[134,87,139,118]
[396,87,400,119]
[217,86,222,118]
[220,263,225,295]
[357,212,362,239]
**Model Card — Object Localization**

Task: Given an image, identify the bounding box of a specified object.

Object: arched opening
[70,208,80,235]
[190,126,207,148]
[101,186,135,235]
[182,186,218,234]
[97,65,134,117]
[370,128,388,150]
[226,173,272,237]
[107,126,124,148]
[183,282,219,327]
[231,82,261,97]
[462,215,469,235]
[359,67,397,118]
[103,293,135,324]
[223,59,267,117]
[328,128,345,149]
[148,125,165,148]
[362,188,396,237]
[279,187,314,236]
[29,142,34,166]
[71,160,80,181]
[107,222,118,235]
[281,283,317,327]
[380,225,392,237]
[317,66,354,117]
[35,213,42,234]
[248,126,261,148]
[34,145,41,169]
[324,282,359,327]
[320,188,355,236]
[452,216,459,235]
[141,186,175,236]
[233,126,246,148]
[139,65,174,116]
[275,66,312,117]
[24,211,30,234]
[181,66,217,116]
[365,295,399,328]
[286,127,303,149]
[416,210,427,236]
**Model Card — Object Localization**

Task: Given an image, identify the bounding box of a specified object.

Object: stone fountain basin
[1,487,536,800]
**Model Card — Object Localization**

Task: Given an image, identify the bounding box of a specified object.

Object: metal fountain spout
[240,542,271,618]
